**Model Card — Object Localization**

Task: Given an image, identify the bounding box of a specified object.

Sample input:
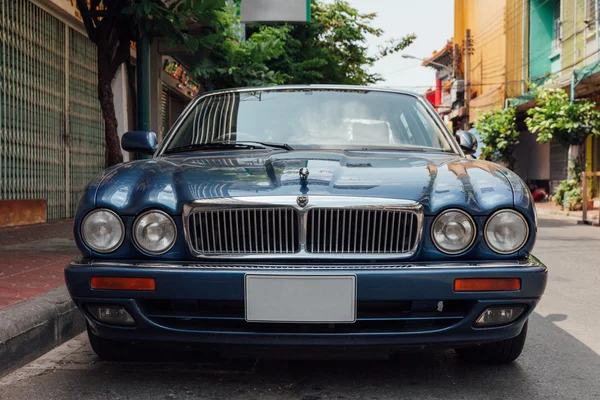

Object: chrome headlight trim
[431,208,477,255]
[133,209,177,255]
[81,208,125,253]
[484,209,529,255]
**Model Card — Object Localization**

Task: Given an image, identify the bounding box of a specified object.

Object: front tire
[455,320,528,364]
[87,323,137,361]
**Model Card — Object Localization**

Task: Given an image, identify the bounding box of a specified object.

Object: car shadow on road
[4,312,596,400]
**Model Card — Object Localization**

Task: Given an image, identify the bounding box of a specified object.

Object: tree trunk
[98,77,123,168]
[125,58,137,131]
[567,143,586,182]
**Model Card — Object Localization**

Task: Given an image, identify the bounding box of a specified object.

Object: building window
[552,0,561,52]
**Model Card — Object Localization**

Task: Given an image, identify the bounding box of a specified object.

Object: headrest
[352,122,389,144]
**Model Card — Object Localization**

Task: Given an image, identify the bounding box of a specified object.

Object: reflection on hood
[95,149,515,216]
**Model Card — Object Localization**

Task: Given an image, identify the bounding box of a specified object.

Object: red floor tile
[0,220,77,310]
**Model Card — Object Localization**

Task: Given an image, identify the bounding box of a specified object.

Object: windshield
[164,89,455,153]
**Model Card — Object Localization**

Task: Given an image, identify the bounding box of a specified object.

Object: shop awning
[508,92,535,108]
[510,60,600,110]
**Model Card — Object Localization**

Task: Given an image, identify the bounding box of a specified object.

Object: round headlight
[485,210,529,254]
[432,209,476,254]
[82,209,124,253]
[133,210,176,255]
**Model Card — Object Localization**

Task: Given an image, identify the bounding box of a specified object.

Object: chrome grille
[189,208,300,254]
[305,209,419,254]
[184,197,423,259]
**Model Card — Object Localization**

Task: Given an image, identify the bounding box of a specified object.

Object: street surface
[1,216,599,400]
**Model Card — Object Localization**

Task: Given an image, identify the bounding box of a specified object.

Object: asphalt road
[1,216,599,400]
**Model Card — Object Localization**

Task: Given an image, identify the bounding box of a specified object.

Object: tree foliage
[76,0,225,167]
[525,86,600,183]
[194,0,416,88]
[473,107,519,170]
[525,86,600,146]
[191,7,288,89]
[266,0,416,86]
[553,179,582,211]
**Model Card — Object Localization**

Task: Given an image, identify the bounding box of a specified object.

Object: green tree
[195,0,416,88]
[191,6,288,89]
[474,106,519,170]
[267,0,416,85]
[525,86,600,182]
[76,0,224,167]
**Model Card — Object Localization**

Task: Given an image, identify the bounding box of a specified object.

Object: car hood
[91,149,524,216]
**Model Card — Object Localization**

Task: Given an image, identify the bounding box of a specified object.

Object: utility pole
[136,28,151,160]
[137,32,151,132]
[464,29,473,130]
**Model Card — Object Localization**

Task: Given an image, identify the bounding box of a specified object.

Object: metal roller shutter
[0,0,105,221]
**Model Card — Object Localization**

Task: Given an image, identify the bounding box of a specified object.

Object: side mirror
[455,130,478,156]
[121,131,158,155]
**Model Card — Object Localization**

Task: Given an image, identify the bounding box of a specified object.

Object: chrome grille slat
[317,209,321,253]
[329,210,334,252]
[233,210,241,253]
[402,211,408,252]
[353,211,359,252]
[305,208,419,255]
[285,209,289,253]
[291,209,296,250]
[341,210,346,254]
[279,209,282,253]
[383,211,390,253]
[360,211,365,253]
[192,213,199,251]
[396,212,402,253]
[260,209,265,252]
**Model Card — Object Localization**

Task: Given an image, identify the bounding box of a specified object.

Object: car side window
[398,113,415,144]
[412,101,450,149]
[167,106,198,149]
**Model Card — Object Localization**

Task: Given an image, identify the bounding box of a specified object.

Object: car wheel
[455,320,528,364]
[86,323,137,361]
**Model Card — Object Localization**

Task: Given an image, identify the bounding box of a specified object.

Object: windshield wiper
[165,141,294,154]
[234,141,294,151]
[165,142,266,154]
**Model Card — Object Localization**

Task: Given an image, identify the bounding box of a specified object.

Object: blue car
[65,85,547,364]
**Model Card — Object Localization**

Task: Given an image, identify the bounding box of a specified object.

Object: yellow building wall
[561,0,587,76]
[506,0,528,99]
[455,0,527,122]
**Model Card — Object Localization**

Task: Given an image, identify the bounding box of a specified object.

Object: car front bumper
[65,256,547,351]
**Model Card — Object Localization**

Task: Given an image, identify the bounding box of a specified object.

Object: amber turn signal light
[90,277,156,291]
[454,278,521,292]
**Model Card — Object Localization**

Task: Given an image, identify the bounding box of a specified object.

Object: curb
[0,286,85,378]
[535,208,596,222]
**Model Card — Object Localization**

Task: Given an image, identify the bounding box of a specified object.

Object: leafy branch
[473,107,519,170]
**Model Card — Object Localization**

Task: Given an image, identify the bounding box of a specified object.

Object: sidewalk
[535,201,600,223]
[0,219,85,378]
[0,220,76,309]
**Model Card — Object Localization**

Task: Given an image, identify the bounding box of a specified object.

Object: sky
[347,0,454,93]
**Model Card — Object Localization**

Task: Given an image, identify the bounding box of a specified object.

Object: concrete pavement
[1,216,599,399]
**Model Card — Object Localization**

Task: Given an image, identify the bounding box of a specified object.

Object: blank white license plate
[245,274,357,323]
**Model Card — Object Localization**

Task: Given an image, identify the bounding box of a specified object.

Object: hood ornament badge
[299,168,309,182]
[297,196,309,207]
